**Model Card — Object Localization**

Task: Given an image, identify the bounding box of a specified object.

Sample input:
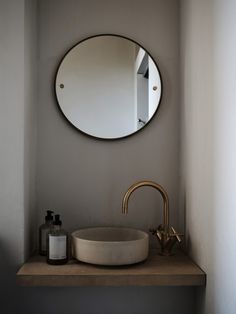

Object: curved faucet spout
[122,180,170,237]
[122,180,182,255]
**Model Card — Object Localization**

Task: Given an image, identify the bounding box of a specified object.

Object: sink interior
[73,227,147,242]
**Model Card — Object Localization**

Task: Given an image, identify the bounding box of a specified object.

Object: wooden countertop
[16,251,206,287]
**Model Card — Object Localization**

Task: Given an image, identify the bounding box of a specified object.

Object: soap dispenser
[47,214,68,265]
[39,210,54,256]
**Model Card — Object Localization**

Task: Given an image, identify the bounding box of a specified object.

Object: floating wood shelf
[16,251,206,287]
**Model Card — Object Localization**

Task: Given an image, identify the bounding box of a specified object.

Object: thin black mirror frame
[54,34,163,140]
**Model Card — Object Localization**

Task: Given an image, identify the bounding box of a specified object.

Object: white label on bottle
[49,235,67,260]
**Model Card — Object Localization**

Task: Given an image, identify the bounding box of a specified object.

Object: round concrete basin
[72,227,149,266]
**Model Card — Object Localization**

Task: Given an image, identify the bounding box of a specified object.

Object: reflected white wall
[56,36,136,138]
[148,57,161,119]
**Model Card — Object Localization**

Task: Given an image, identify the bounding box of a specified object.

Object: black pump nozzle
[45,210,54,221]
[54,214,62,226]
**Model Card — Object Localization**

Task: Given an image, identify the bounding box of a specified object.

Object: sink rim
[71,226,149,244]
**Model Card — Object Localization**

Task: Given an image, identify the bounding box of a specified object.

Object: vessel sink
[71,227,149,266]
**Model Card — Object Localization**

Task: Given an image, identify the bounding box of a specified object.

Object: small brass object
[122,180,183,256]
[153,86,157,91]
[60,84,64,89]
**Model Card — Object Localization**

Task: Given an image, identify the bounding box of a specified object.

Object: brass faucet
[122,180,182,256]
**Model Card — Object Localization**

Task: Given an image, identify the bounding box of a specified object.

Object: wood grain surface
[16,251,206,287]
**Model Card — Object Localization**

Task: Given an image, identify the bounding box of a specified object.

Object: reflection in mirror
[55,35,162,139]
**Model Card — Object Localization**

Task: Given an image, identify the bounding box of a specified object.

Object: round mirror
[55,34,162,139]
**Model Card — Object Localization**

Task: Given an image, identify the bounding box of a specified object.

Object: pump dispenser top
[54,214,62,225]
[45,210,54,221]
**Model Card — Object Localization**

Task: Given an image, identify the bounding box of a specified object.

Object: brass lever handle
[149,228,162,241]
[150,227,183,242]
[170,226,182,243]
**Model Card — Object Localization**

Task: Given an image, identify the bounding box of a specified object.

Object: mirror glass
[55,35,162,139]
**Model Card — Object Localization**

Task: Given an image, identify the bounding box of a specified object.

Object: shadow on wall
[16,286,197,314]
[181,188,208,314]
[196,286,206,314]
[0,240,22,314]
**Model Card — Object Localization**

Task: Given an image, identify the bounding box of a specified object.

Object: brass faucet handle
[169,226,183,243]
[157,224,165,232]
[149,228,157,234]
[149,228,162,242]
[149,224,165,234]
